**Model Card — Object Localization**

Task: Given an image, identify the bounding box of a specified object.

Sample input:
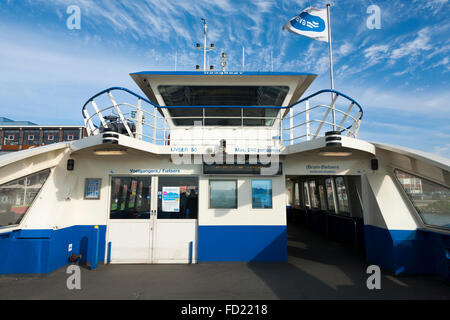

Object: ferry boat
[0,68,449,282]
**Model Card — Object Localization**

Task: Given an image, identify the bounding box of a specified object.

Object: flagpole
[326,3,335,131]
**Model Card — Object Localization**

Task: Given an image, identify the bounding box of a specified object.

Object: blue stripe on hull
[198,225,287,262]
[364,225,450,281]
[0,225,106,274]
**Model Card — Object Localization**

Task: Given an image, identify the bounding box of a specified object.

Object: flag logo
[283,7,329,42]
[290,12,325,32]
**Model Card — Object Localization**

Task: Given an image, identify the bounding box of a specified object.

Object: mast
[326,3,336,130]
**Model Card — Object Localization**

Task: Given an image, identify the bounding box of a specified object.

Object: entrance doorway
[107,176,198,264]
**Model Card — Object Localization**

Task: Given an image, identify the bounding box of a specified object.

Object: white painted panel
[108,221,151,263]
[153,220,197,263]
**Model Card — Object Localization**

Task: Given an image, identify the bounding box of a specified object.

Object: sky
[0,0,449,157]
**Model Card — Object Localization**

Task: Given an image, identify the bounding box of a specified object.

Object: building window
[0,169,51,228]
[3,130,20,145]
[335,177,350,214]
[63,130,79,141]
[43,130,60,144]
[209,180,237,209]
[325,178,336,211]
[23,130,40,145]
[252,179,272,209]
[395,169,450,230]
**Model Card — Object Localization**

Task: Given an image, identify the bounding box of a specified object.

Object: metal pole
[306,100,310,141]
[203,20,207,72]
[242,46,245,72]
[326,3,335,131]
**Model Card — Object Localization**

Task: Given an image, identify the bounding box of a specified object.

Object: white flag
[283,7,329,42]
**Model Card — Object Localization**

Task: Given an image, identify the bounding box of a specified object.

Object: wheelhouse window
[0,169,51,228]
[158,85,288,126]
[209,180,237,209]
[252,179,273,209]
[395,169,450,229]
[335,177,350,214]
[325,178,336,211]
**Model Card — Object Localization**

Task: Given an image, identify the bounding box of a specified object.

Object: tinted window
[395,170,450,229]
[325,178,335,211]
[159,86,289,106]
[252,179,273,209]
[110,177,151,219]
[0,169,51,227]
[210,180,237,209]
[335,177,350,214]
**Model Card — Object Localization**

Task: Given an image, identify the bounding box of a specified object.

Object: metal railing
[81,87,363,146]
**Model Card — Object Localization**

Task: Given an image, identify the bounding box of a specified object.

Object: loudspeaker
[371,158,378,171]
[67,159,75,171]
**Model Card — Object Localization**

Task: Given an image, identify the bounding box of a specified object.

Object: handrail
[81,86,364,145]
[82,87,363,117]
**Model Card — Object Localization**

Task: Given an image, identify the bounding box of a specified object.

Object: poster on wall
[84,178,101,200]
[162,187,180,212]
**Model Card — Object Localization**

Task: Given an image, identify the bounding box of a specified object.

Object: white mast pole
[242,46,245,72]
[203,19,207,72]
[326,3,335,131]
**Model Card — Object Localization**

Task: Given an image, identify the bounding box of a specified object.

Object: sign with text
[162,187,180,212]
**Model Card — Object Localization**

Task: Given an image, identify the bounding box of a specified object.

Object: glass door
[152,176,199,263]
[107,176,157,263]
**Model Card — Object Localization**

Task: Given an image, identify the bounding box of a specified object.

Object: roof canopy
[130,71,317,107]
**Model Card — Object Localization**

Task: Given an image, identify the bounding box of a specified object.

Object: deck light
[319,150,352,157]
[93,149,127,156]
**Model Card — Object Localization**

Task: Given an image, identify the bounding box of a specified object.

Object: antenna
[242,46,245,72]
[220,52,227,72]
[195,18,214,71]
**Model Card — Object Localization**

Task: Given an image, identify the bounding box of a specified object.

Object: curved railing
[81,87,363,146]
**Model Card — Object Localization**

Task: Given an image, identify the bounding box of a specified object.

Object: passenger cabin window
[395,169,450,229]
[335,177,350,214]
[252,179,273,209]
[308,180,320,209]
[0,169,51,228]
[210,180,237,209]
[294,183,300,207]
[318,184,328,210]
[158,177,198,219]
[303,182,310,208]
[325,178,336,211]
[110,177,151,219]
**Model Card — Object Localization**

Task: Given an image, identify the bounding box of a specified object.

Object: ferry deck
[0,71,449,291]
